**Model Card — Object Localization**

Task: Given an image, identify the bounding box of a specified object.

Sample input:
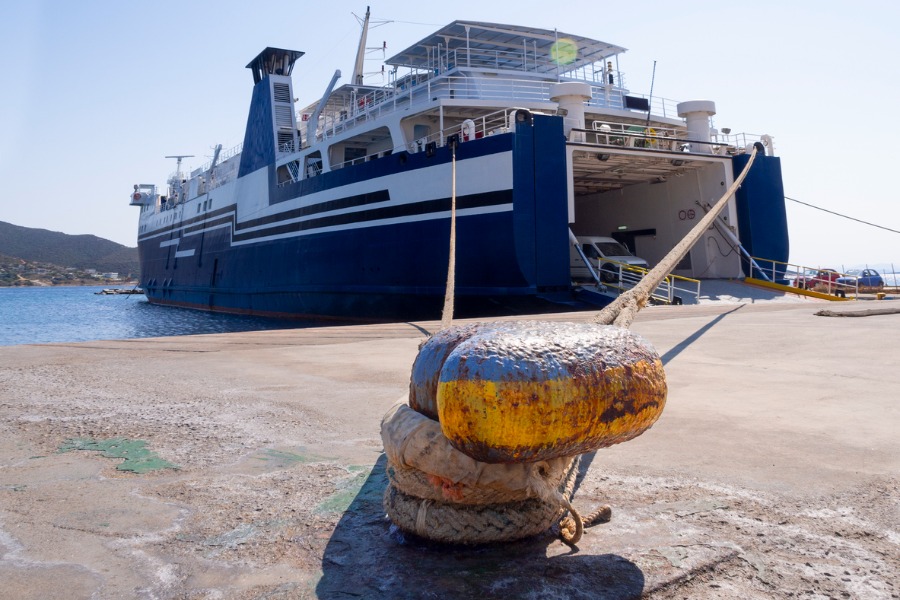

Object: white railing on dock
[752,257,889,299]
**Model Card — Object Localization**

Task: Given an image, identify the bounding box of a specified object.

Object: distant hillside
[0,221,139,278]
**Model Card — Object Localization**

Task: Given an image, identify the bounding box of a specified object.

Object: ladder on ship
[695,201,772,282]
[285,160,301,183]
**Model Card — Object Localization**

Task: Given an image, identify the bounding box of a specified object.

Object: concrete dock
[1,297,898,599]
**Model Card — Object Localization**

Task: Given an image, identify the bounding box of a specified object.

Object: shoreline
[0,281,140,288]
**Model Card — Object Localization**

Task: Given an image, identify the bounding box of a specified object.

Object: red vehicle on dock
[794,268,843,295]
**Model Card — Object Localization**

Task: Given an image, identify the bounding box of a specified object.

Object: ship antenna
[645,60,657,128]
[352,6,371,86]
[165,155,194,178]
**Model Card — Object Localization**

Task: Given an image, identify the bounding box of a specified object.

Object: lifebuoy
[461,119,476,142]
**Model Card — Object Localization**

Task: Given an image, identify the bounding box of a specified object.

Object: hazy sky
[1,0,897,269]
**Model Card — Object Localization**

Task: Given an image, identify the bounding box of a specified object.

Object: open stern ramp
[565,131,743,281]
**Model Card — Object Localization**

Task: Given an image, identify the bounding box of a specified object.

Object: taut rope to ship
[381,148,760,545]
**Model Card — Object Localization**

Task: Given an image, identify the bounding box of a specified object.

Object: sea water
[0,286,317,346]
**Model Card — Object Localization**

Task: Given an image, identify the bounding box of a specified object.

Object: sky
[1,0,898,270]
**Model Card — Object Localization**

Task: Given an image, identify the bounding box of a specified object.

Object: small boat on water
[129,10,788,320]
[95,288,144,295]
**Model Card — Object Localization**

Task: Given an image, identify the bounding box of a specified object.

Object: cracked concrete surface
[0,301,898,599]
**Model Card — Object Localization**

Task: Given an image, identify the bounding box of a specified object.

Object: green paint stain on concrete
[316,463,387,514]
[58,438,178,473]
[256,449,320,467]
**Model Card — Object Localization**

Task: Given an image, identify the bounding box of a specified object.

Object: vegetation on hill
[0,221,139,286]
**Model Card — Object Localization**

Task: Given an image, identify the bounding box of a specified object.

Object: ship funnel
[551,82,592,141]
[677,100,716,153]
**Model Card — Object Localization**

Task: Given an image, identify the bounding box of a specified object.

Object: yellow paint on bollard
[413,321,667,463]
[438,358,665,463]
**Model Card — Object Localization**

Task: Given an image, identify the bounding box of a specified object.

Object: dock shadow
[660,305,743,365]
[316,454,644,599]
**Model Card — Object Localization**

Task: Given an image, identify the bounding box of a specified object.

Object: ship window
[197,204,201,213]
[343,146,367,165]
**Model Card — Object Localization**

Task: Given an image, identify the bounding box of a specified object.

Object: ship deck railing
[393,45,653,101]
[652,272,702,305]
[422,47,609,80]
[321,108,515,176]
[316,110,764,182]
[576,121,769,157]
[605,260,701,305]
[195,142,243,174]
[312,69,681,145]
[579,259,701,305]
[156,144,244,204]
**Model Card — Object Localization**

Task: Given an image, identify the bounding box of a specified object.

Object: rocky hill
[0,221,139,286]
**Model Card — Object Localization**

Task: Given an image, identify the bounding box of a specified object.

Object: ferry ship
[129,11,788,320]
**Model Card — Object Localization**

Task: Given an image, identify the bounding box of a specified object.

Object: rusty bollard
[409,321,667,464]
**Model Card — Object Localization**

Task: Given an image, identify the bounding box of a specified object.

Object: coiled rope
[382,402,614,544]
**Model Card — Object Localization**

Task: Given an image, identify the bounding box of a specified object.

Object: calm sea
[0,286,318,347]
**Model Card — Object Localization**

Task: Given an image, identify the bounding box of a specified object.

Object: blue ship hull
[138,115,575,320]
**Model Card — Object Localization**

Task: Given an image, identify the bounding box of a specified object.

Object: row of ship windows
[139,198,214,234]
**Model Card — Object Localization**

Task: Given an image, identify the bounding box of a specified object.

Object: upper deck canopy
[385,21,626,74]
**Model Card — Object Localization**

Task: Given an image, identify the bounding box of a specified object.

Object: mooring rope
[594,146,759,328]
[525,459,611,545]
[384,452,582,545]
[559,503,612,544]
[440,142,458,330]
